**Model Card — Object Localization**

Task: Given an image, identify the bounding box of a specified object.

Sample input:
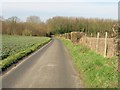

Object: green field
[1,35,51,70]
[61,38,118,88]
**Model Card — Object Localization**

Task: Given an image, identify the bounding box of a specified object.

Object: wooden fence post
[104,32,108,57]
[85,33,87,45]
[96,32,100,52]
[90,33,92,48]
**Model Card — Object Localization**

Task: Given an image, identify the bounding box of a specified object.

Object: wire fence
[60,32,115,58]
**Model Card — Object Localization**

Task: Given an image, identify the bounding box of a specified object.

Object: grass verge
[1,38,51,71]
[61,38,118,88]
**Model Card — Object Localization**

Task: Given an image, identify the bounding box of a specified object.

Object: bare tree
[6,16,20,35]
[26,16,41,24]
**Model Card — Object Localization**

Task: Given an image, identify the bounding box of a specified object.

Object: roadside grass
[1,36,51,71]
[61,38,118,88]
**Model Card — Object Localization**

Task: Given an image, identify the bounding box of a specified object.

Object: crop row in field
[1,35,51,70]
[2,35,50,59]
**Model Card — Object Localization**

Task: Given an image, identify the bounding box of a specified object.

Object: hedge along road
[2,38,84,88]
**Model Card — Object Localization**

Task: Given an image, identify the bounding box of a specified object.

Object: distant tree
[2,16,117,37]
[26,16,41,24]
[6,16,20,35]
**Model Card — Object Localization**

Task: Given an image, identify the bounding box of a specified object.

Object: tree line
[1,16,117,37]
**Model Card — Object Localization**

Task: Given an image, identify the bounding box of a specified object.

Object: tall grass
[61,38,118,88]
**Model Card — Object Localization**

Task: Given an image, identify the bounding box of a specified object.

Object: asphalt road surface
[2,38,84,88]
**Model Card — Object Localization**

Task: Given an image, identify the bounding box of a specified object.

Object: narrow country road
[2,38,84,88]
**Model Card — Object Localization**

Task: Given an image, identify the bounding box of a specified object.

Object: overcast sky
[1,0,119,21]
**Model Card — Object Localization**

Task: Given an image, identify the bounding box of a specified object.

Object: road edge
[2,38,53,76]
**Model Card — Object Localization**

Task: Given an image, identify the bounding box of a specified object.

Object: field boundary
[61,38,118,88]
[79,33,115,58]
[59,32,115,58]
[1,38,52,71]
[2,38,53,76]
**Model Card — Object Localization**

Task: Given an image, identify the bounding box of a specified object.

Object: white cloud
[2,2,118,21]
[1,0,119,2]
[0,3,2,16]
